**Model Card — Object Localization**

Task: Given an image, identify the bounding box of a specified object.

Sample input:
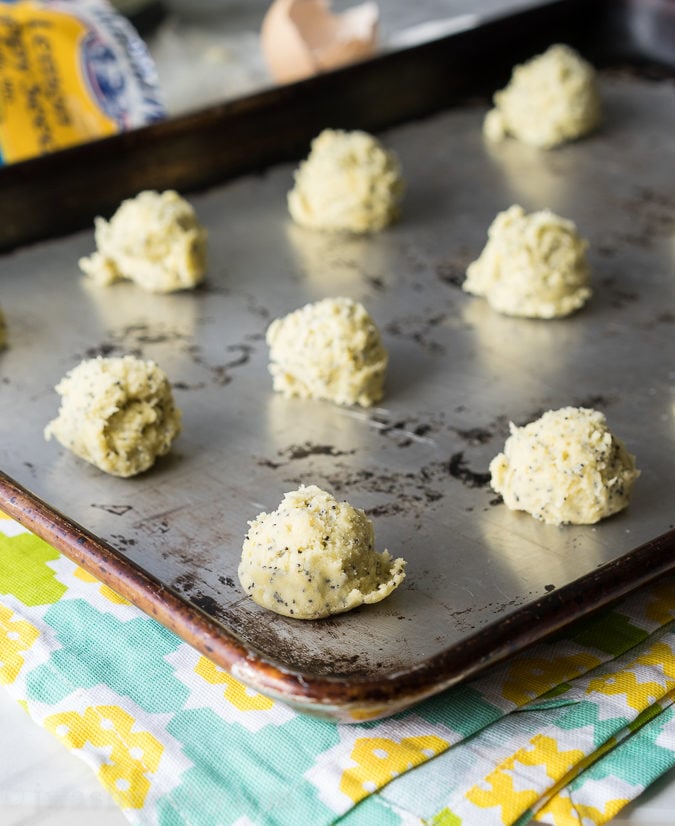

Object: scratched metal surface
[1,72,674,679]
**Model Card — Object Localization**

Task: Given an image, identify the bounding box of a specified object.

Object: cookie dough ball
[79,190,208,293]
[490,407,639,526]
[238,484,406,619]
[463,204,591,319]
[44,355,182,477]
[267,296,388,407]
[288,128,404,233]
[484,44,601,149]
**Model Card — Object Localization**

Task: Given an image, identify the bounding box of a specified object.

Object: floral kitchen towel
[1,509,674,826]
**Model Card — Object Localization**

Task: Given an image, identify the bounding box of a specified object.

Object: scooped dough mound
[288,128,404,233]
[238,485,406,619]
[44,355,182,477]
[266,296,388,407]
[484,44,602,149]
[490,407,639,526]
[463,204,591,319]
[79,190,208,293]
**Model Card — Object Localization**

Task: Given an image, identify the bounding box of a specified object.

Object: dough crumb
[490,407,639,526]
[267,296,388,407]
[464,204,591,319]
[238,484,406,619]
[484,43,602,149]
[79,190,208,293]
[44,355,182,477]
[288,128,404,233]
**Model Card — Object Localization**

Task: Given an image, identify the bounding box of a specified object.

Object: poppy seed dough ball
[288,129,404,233]
[266,296,388,407]
[463,205,591,319]
[490,407,639,526]
[79,190,208,293]
[238,485,406,619]
[483,43,601,149]
[44,355,182,477]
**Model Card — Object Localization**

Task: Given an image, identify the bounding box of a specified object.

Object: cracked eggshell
[261,0,378,84]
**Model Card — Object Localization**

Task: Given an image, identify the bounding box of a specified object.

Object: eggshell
[261,0,378,84]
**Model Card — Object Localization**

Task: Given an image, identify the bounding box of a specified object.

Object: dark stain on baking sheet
[435,251,474,289]
[283,443,356,461]
[451,426,494,446]
[81,326,257,389]
[222,609,408,677]
[172,380,207,391]
[91,503,134,516]
[636,310,675,331]
[278,454,492,520]
[191,592,229,620]
[447,592,535,633]
[130,324,190,346]
[365,275,387,292]
[369,411,445,446]
[599,275,639,310]
[242,292,271,320]
[615,187,675,248]
[573,394,616,409]
[186,342,255,387]
[494,397,616,434]
[158,539,221,573]
[257,457,285,470]
[172,577,236,623]
[365,501,407,518]
[109,533,137,550]
[256,411,494,515]
[173,571,197,593]
[448,453,491,488]
[280,464,433,519]
[384,310,450,354]
[257,442,356,469]
[85,342,121,358]
[372,418,420,449]
[83,324,191,360]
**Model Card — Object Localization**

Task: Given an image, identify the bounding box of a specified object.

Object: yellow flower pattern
[643,581,675,626]
[44,705,164,810]
[466,736,585,823]
[500,652,602,706]
[74,566,130,605]
[0,604,39,684]
[586,642,675,711]
[538,791,629,825]
[340,735,449,803]
[194,655,275,711]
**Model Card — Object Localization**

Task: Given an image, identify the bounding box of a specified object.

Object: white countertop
[3,2,674,823]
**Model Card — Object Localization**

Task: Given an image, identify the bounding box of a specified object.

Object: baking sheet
[1,16,675,719]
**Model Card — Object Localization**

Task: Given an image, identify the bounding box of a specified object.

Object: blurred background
[112,0,532,115]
